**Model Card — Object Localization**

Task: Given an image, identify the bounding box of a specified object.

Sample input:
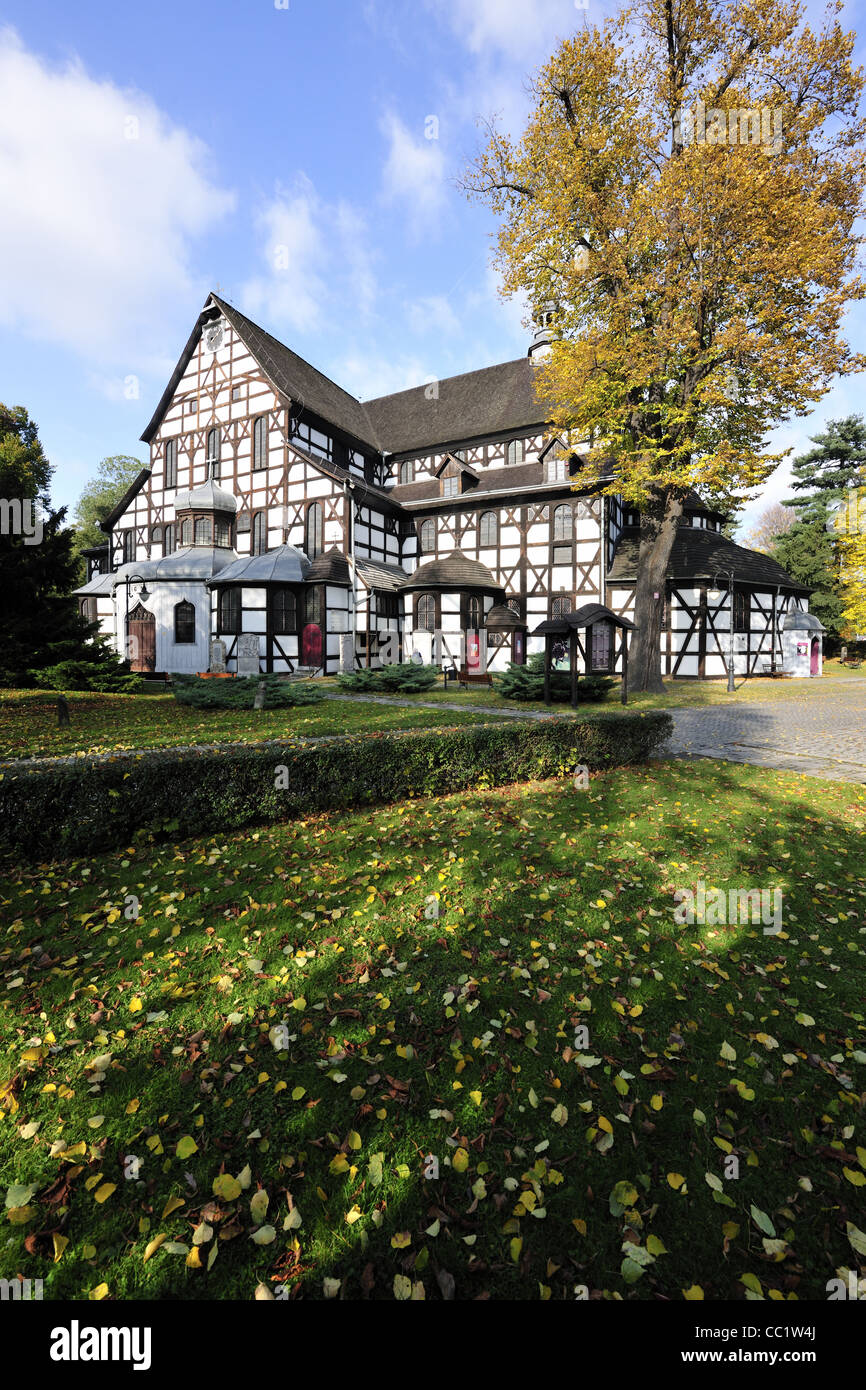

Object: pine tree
[770,521,844,638]
[0,404,138,688]
[784,416,866,521]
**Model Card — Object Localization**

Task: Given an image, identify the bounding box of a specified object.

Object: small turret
[528,303,557,363]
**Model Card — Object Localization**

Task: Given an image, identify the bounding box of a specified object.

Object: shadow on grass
[0,757,863,1300]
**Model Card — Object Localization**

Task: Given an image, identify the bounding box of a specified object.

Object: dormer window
[546,455,570,483]
[442,475,460,498]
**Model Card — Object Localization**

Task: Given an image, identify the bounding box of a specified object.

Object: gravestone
[339,633,354,673]
[237,633,260,675]
[209,639,227,673]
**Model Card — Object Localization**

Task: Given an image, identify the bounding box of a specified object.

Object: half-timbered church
[75,292,823,682]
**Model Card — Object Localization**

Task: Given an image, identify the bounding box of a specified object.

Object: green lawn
[1,759,864,1301]
[328,668,866,714]
[0,690,515,760]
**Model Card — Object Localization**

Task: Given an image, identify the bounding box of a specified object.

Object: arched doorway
[128,602,155,672]
[810,638,819,676]
[302,622,322,668]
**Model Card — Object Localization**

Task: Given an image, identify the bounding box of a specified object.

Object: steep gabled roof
[140,294,553,458]
[141,294,381,449]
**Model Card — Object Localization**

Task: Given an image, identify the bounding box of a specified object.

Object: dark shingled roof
[141,295,552,456]
[365,358,549,455]
[306,547,351,585]
[355,558,406,591]
[391,458,606,505]
[607,529,810,592]
[569,603,636,630]
[531,603,635,637]
[486,603,526,629]
[400,550,504,594]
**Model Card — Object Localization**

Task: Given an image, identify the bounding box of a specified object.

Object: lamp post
[124,573,151,667]
[708,568,736,693]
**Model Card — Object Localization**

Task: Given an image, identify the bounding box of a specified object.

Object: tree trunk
[628,490,683,693]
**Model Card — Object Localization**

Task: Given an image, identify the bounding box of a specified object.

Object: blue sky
[0,0,864,536]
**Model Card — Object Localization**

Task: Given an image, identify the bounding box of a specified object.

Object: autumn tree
[462,0,865,691]
[833,486,866,638]
[72,454,143,580]
[741,502,796,554]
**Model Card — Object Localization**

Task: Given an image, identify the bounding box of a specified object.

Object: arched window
[252,511,267,556]
[80,597,97,624]
[419,519,435,553]
[165,439,177,488]
[122,530,134,564]
[304,587,322,626]
[733,590,750,631]
[194,516,212,545]
[253,415,267,471]
[206,427,221,477]
[552,595,572,620]
[399,460,414,484]
[164,523,175,556]
[553,504,573,541]
[174,600,196,644]
[151,526,162,546]
[305,502,323,559]
[272,588,297,634]
[479,511,498,547]
[416,593,436,631]
[506,439,524,466]
[180,518,192,547]
[218,588,240,634]
[465,595,483,629]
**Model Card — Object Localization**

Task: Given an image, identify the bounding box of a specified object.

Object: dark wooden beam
[544,634,552,705]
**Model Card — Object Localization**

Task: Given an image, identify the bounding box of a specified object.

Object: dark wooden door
[128,603,156,672]
[302,623,322,668]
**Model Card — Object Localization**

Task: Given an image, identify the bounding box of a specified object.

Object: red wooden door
[128,603,155,672]
[302,623,322,668]
[810,638,819,675]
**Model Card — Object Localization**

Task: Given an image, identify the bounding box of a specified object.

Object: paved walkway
[658,682,866,782]
[3,683,862,782]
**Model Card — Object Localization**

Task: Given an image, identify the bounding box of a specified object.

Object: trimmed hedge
[336,662,439,694]
[0,712,673,857]
[171,674,324,709]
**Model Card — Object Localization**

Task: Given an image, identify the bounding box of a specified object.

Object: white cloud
[242,179,327,331]
[0,28,235,365]
[334,352,432,402]
[241,179,378,333]
[407,294,462,336]
[380,113,447,234]
[429,0,575,60]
